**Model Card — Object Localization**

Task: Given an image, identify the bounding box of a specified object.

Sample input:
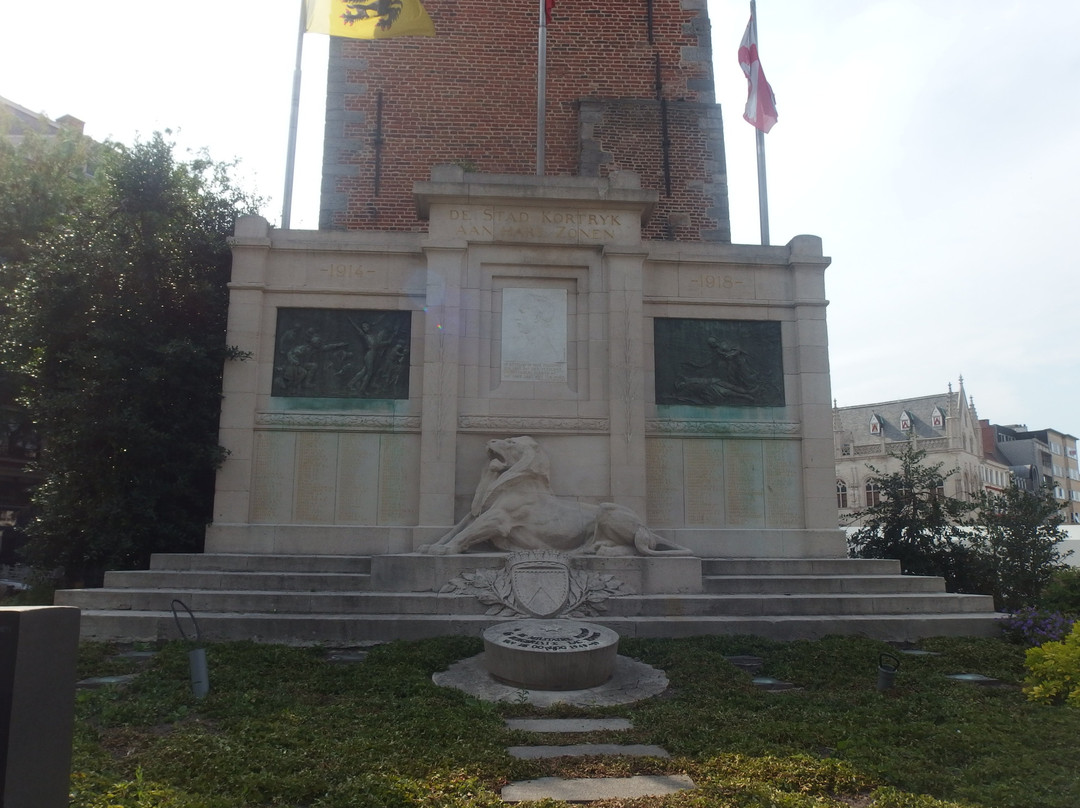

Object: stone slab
[505,718,632,733]
[507,744,669,759]
[433,652,668,707]
[502,774,695,802]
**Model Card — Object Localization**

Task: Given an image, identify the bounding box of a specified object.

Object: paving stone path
[500,717,695,803]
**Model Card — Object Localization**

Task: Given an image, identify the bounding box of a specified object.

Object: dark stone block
[654,318,784,407]
[271,308,411,400]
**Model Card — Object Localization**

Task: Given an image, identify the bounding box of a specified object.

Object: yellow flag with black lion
[304,0,435,39]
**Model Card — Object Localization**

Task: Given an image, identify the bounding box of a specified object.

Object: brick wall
[320,0,729,241]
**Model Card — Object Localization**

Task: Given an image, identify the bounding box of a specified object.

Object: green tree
[966,484,1071,611]
[1,134,256,585]
[846,443,987,593]
[0,124,98,267]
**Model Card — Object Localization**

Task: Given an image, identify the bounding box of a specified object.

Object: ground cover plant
[70,634,1079,808]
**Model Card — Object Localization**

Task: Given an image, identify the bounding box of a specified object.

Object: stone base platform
[54,551,1002,644]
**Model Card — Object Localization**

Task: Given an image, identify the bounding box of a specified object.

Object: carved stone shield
[508,552,571,618]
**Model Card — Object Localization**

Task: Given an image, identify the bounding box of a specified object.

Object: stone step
[507,744,669,759]
[152,553,892,577]
[55,587,993,617]
[149,553,372,574]
[71,609,1003,645]
[702,558,900,575]
[502,774,695,802]
[103,570,373,592]
[703,574,945,595]
[505,718,633,733]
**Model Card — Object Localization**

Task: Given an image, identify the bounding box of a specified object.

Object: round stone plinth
[482,619,619,691]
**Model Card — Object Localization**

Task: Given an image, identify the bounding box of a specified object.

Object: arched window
[865,481,882,507]
[836,480,848,509]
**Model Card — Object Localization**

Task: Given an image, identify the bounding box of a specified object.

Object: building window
[934,478,945,499]
[931,407,945,428]
[899,411,912,432]
[837,480,848,509]
[865,481,882,507]
[869,415,881,435]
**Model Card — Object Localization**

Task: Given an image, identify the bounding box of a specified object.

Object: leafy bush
[847,444,1071,608]
[846,444,983,593]
[966,484,1071,610]
[1000,606,1076,646]
[1025,621,1080,706]
[1,135,258,585]
[1040,566,1080,614]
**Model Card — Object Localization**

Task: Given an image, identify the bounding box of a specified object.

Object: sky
[2,0,1078,434]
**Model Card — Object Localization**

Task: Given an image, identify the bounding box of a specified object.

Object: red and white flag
[738,11,778,133]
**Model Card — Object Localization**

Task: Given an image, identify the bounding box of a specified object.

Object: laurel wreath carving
[439,565,626,618]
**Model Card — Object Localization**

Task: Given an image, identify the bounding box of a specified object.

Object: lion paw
[423,543,456,555]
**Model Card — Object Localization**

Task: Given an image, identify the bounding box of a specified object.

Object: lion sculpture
[420,436,693,556]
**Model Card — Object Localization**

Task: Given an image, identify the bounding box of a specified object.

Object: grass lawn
[69,633,1077,808]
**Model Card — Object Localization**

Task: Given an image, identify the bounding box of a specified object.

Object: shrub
[1000,606,1076,647]
[846,444,979,593]
[1024,621,1080,707]
[966,485,1071,610]
[1040,567,1080,614]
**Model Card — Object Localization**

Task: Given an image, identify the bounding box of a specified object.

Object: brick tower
[320,0,729,241]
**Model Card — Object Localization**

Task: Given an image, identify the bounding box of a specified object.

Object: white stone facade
[207,169,844,559]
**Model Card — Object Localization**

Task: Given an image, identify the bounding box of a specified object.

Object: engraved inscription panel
[500,288,568,382]
[251,431,295,523]
[646,439,685,526]
[684,440,726,526]
[336,433,380,524]
[378,433,418,524]
[294,433,337,524]
[724,441,766,528]
[679,268,753,299]
[433,205,636,244]
[272,308,411,400]
[654,318,784,407]
[764,440,803,528]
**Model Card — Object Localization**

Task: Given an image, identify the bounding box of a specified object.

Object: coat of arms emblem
[507,552,571,617]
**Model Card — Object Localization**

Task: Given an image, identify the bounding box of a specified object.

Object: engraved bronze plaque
[654,318,784,407]
[271,308,411,400]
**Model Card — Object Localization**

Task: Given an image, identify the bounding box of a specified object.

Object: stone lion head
[471,436,552,515]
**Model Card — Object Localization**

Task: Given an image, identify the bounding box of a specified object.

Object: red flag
[738,12,778,133]
[545,0,554,23]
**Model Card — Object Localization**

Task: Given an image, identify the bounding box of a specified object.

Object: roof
[0,95,83,137]
[835,391,958,442]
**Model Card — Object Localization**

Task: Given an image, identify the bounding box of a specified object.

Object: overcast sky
[2,1,1077,434]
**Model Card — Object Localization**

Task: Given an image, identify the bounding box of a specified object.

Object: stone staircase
[54,552,1002,644]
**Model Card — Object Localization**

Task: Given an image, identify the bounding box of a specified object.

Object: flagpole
[751,0,769,246]
[282,0,306,229]
[755,128,770,246]
[536,0,547,176]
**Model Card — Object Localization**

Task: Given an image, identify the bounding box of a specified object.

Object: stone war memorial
[58,0,998,644]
